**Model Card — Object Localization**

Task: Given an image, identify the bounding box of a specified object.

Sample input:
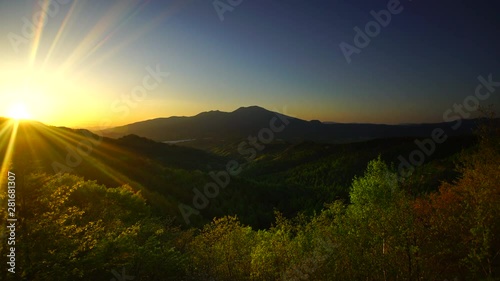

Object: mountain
[101,106,479,149]
[0,117,479,228]
[0,118,230,225]
[102,106,299,141]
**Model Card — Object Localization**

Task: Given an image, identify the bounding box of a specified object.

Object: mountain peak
[233,106,270,113]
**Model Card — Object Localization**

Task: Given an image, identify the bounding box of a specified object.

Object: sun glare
[7,103,32,120]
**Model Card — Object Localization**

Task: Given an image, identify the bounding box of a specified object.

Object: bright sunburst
[7,103,32,120]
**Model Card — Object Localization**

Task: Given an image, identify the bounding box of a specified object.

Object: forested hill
[0,119,225,222]
[0,117,481,228]
[1,117,499,280]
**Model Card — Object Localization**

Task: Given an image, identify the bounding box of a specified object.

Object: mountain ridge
[99,106,480,149]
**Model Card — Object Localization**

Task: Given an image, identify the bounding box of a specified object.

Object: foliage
[0,174,186,281]
[0,119,498,280]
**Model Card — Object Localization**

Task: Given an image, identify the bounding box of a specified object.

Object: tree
[415,118,500,279]
[187,216,255,281]
[1,173,186,281]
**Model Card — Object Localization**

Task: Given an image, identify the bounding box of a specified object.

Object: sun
[7,103,32,120]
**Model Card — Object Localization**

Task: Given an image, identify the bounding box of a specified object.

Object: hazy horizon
[0,104,492,130]
[1,1,499,127]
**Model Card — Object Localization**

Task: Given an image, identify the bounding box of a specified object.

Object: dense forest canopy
[0,117,499,280]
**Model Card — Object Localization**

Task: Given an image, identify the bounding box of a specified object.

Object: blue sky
[1,0,499,126]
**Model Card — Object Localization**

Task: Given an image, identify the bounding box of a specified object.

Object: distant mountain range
[100,106,480,147]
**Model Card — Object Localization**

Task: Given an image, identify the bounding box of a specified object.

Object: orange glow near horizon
[0,0,409,129]
[0,0,186,128]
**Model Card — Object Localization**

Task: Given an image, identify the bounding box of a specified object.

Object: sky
[0,0,499,127]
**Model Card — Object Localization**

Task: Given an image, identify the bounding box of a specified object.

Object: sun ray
[0,121,19,190]
[41,125,140,185]
[75,1,149,66]
[73,0,189,80]
[57,0,141,75]
[29,0,51,69]
[41,0,79,71]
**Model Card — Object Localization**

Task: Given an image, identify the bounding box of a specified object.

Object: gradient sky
[1,0,499,127]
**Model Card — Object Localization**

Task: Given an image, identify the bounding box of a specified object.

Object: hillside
[2,117,499,280]
[0,117,479,228]
[0,119,225,224]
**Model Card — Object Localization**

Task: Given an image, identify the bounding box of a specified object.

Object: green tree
[1,173,186,281]
[336,157,420,280]
[187,216,255,281]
